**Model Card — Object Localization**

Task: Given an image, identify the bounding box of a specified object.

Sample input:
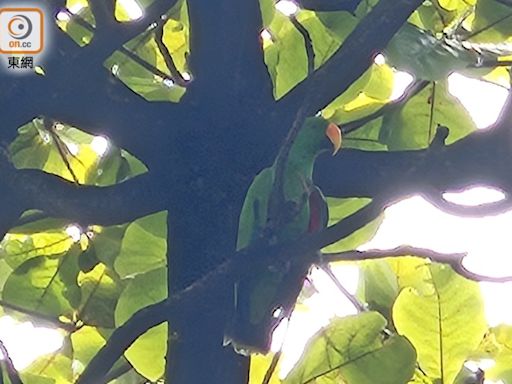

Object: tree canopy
[2,0,512,383]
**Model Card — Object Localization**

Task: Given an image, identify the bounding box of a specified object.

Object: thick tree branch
[76,197,386,384]
[187,0,271,103]
[0,153,164,227]
[322,246,512,283]
[299,0,361,12]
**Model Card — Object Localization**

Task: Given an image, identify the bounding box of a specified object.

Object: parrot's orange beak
[325,123,342,155]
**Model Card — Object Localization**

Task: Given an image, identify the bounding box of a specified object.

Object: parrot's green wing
[225,117,341,355]
[236,168,273,250]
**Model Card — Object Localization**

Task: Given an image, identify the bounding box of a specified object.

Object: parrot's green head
[289,117,342,166]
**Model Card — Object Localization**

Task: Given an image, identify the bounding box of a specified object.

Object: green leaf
[77,263,124,328]
[322,63,394,125]
[284,312,416,384]
[263,9,357,99]
[264,13,308,99]
[470,0,512,43]
[379,80,477,151]
[115,267,168,381]
[297,10,357,70]
[393,264,487,384]
[87,224,129,268]
[9,117,147,186]
[479,325,512,382]
[3,247,82,319]
[438,0,476,12]
[359,260,399,322]
[107,0,190,103]
[322,198,382,253]
[250,353,282,384]
[385,23,477,81]
[69,325,108,377]
[21,342,73,384]
[114,211,168,278]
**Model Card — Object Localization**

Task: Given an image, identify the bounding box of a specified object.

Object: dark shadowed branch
[299,0,361,12]
[0,149,164,228]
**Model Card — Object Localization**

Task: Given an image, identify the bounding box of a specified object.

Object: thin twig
[427,81,436,145]
[0,339,23,384]
[290,16,315,75]
[321,246,512,283]
[154,22,188,86]
[318,263,366,312]
[465,11,512,40]
[43,118,80,185]
[117,46,176,84]
[262,350,282,384]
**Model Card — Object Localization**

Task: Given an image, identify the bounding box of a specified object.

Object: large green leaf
[322,63,394,125]
[114,211,168,278]
[105,0,190,102]
[263,9,357,99]
[115,267,168,381]
[377,80,476,151]
[249,353,283,384]
[322,198,382,253]
[9,117,147,186]
[284,312,416,384]
[477,325,512,383]
[77,263,125,328]
[393,264,487,384]
[470,0,512,43]
[69,326,108,379]
[21,342,73,384]
[358,259,399,322]
[385,23,477,81]
[2,247,82,319]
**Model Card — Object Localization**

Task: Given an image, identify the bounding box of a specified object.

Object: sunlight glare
[275,0,299,16]
[67,2,86,15]
[163,78,175,88]
[182,72,192,81]
[118,0,144,20]
[0,317,63,370]
[65,224,82,242]
[91,136,109,156]
[56,10,71,22]
[448,73,509,129]
[390,71,414,101]
[374,53,386,66]
[260,29,273,43]
[65,142,79,156]
[443,186,506,206]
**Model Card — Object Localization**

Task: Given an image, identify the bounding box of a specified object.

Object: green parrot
[225,117,342,355]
